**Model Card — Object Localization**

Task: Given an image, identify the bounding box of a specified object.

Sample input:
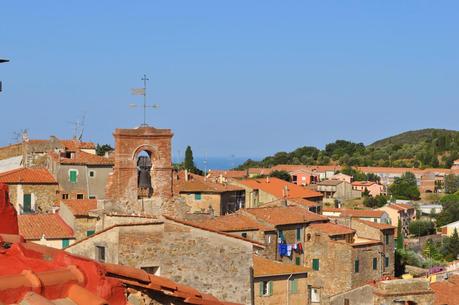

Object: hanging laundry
[297,242,303,253]
[279,243,288,257]
[293,244,298,252]
[287,244,292,257]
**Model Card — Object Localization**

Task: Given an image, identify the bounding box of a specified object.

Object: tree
[96,144,113,156]
[340,166,366,181]
[269,170,291,182]
[396,218,404,250]
[408,220,435,237]
[183,146,202,174]
[444,174,459,194]
[389,172,420,200]
[446,229,459,261]
[363,195,388,208]
[436,194,459,227]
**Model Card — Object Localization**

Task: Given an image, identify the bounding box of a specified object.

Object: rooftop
[354,219,396,231]
[253,255,308,277]
[62,199,98,216]
[49,150,114,166]
[317,179,344,186]
[0,168,57,184]
[176,179,244,194]
[236,177,323,199]
[18,214,74,240]
[430,275,459,305]
[193,213,274,232]
[308,222,355,236]
[244,206,327,226]
[323,208,386,218]
[352,181,377,187]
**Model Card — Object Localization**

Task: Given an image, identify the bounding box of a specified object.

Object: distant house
[440,220,459,237]
[175,171,245,216]
[323,208,391,224]
[18,213,75,249]
[418,204,443,217]
[48,150,113,200]
[351,181,385,197]
[378,203,416,237]
[290,169,320,186]
[253,255,309,305]
[206,169,247,183]
[0,168,59,214]
[232,177,323,208]
[316,180,360,204]
[451,159,459,170]
[330,173,353,183]
[59,199,99,240]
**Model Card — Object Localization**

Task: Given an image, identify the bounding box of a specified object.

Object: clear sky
[1,1,458,161]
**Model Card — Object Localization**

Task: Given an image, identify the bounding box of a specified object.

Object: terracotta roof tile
[237,177,322,199]
[340,209,386,218]
[309,223,355,236]
[287,198,321,208]
[49,151,113,166]
[354,219,396,231]
[176,179,244,194]
[193,214,274,232]
[317,179,344,186]
[351,181,377,187]
[244,206,327,226]
[0,168,57,184]
[207,170,247,179]
[388,203,414,211]
[62,199,98,216]
[18,214,74,240]
[431,275,459,305]
[253,255,308,277]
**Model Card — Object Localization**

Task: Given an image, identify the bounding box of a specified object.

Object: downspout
[287,273,293,305]
[250,266,254,305]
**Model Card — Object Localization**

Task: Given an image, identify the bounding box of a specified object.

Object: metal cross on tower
[130,74,159,127]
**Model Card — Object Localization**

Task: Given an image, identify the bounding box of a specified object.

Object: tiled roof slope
[18,214,74,240]
[193,213,274,232]
[244,206,327,226]
[237,177,323,199]
[62,199,98,216]
[0,168,57,184]
[354,219,396,231]
[309,223,355,236]
[49,151,114,166]
[341,209,386,218]
[177,179,244,193]
[430,275,459,305]
[253,255,308,277]
[0,234,241,305]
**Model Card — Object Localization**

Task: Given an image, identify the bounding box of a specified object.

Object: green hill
[237,128,459,170]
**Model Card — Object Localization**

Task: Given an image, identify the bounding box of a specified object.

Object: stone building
[58,199,99,240]
[323,208,392,224]
[48,150,113,200]
[105,126,174,215]
[303,222,387,302]
[316,180,361,204]
[253,255,309,305]
[0,167,59,213]
[232,177,323,209]
[18,213,75,248]
[175,171,245,216]
[66,215,262,305]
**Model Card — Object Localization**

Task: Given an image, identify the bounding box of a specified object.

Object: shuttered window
[312,259,320,271]
[23,194,32,213]
[373,257,378,270]
[354,259,359,273]
[289,278,298,294]
[69,170,77,183]
[62,239,70,248]
[295,257,301,266]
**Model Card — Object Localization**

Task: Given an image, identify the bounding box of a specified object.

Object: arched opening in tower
[137,150,153,198]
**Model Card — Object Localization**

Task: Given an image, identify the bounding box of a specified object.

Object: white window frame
[261,281,271,296]
[88,170,96,178]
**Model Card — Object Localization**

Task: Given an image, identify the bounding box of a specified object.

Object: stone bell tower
[105,126,173,214]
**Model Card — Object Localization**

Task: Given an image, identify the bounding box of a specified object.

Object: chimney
[184,169,189,182]
[266,176,270,183]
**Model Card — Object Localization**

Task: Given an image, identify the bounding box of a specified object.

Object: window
[69,170,78,183]
[373,218,378,222]
[89,170,95,178]
[86,230,95,237]
[344,299,350,305]
[295,257,301,266]
[385,256,389,268]
[88,195,96,199]
[289,278,298,294]
[354,259,359,273]
[77,194,84,200]
[296,227,301,241]
[194,193,202,200]
[62,239,70,248]
[23,194,32,214]
[241,232,247,238]
[62,193,69,200]
[373,257,378,270]
[96,246,106,262]
[312,259,320,271]
[385,234,390,245]
[310,286,320,303]
[259,281,272,296]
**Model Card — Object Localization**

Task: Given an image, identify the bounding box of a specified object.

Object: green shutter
[87,230,95,237]
[295,257,301,266]
[354,259,359,273]
[296,227,301,241]
[62,239,70,248]
[69,170,77,183]
[269,281,273,296]
[289,279,298,294]
[23,194,32,213]
[194,193,202,200]
[373,257,377,270]
[259,282,263,296]
[312,259,319,271]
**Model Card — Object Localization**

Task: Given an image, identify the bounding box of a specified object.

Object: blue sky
[1,1,458,161]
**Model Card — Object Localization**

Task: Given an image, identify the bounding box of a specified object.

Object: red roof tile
[207,170,247,179]
[49,151,113,166]
[431,275,459,305]
[244,206,327,226]
[351,181,377,187]
[176,179,244,194]
[193,214,274,232]
[62,199,98,216]
[341,209,386,218]
[0,168,57,184]
[253,255,308,277]
[354,219,396,231]
[237,177,323,199]
[18,214,74,240]
[309,223,355,236]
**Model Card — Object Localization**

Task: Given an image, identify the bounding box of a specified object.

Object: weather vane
[130,74,159,127]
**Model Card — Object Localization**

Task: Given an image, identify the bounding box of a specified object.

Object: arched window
[137,150,153,198]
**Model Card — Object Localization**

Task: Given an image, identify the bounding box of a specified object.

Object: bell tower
[105,126,173,214]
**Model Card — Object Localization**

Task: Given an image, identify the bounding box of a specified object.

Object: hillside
[236,128,459,170]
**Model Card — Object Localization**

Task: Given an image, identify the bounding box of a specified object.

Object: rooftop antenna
[130,74,159,127]
[68,114,86,140]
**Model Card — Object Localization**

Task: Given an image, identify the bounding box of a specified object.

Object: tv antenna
[68,114,86,140]
[130,74,159,127]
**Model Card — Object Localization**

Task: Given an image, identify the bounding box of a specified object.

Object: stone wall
[254,274,308,305]
[373,278,434,305]
[328,284,374,305]
[351,243,385,288]
[9,183,58,213]
[180,192,221,215]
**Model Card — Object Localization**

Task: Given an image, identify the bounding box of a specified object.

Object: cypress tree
[396,218,404,250]
[184,146,196,173]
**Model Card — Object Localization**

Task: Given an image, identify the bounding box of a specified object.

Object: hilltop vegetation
[237,129,459,169]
